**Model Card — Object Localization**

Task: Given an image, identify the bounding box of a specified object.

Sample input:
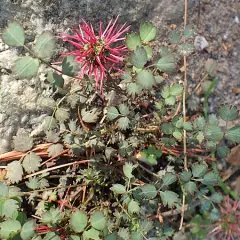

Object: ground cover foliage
[0,18,239,240]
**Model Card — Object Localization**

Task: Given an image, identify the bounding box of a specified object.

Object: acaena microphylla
[60,16,130,92]
[209,197,240,240]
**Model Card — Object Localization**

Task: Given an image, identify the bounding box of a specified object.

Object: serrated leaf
[136,69,155,89]
[20,219,36,240]
[208,114,218,125]
[161,123,174,134]
[6,161,23,183]
[110,184,126,194]
[62,55,79,77]
[42,208,63,225]
[13,56,40,79]
[210,208,220,221]
[204,124,224,141]
[47,71,64,89]
[201,171,218,185]
[165,96,176,105]
[173,131,182,140]
[123,162,136,179]
[126,33,142,50]
[217,146,230,158]
[196,131,204,144]
[143,45,153,59]
[184,181,197,195]
[42,116,58,130]
[169,30,180,44]
[155,75,164,84]
[81,108,101,123]
[90,211,106,231]
[55,108,70,122]
[219,105,238,121]
[131,232,142,240]
[205,58,217,77]
[118,117,130,130]
[128,200,140,215]
[169,83,183,96]
[2,199,19,218]
[193,116,206,130]
[162,173,177,187]
[44,232,61,240]
[130,47,148,69]
[161,86,170,98]
[2,21,25,46]
[83,228,100,240]
[33,31,56,59]
[192,164,207,178]
[107,106,119,120]
[160,191,179,207]
[45,130,60,143]
[127,83,142,97]
[178,43,194,55]
[180,170,192,182]
[141,184,157,199]
[184,24,194,38]
[26,177,39,190]
[0,183,9,197]
[183,122,193,131]
[140,23,157,42]
[225,126,240,143]
[206,141,217,152]
[159,46,169,57]
[156,55,176,73]
[118,104,130,115]
[22,152,42,174]
[13,131,33,152]
[47,144,64,157]
[0,219,21,239]
[210,192,223,203]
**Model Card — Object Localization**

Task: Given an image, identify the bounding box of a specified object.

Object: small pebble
[194,36,209,51]
[234,16,239,24]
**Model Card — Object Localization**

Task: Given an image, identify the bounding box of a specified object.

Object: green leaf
[201,171,218,185]
[119,104,130,115]
[161,123,174,134]
[13,56,40,79]
[13,131,33,152]
[143,45,153,59]
[83,228,100,240]
[217,146,230,158]
[131,232,142,240]
[81,108,101,123]
[136,70,155,89]
[2,199,19,218]
[44,232,61,240]
[33,31,56,59]
[128,200,140,215]
[0,183,9,197]
[90,211,106,231]
[183,122,193,131]
[193,116,206,130]
[159,46,169,57]
[62,55,79,77]
[192,164,207,178]
[110,184,126,194]
[184,181,197,195]
[219,105,238,121]
[55,108,70,122]
[196,131,204,144]
[210,208,220,221]
[22,152,42,174]
[173,131,182,140]
[70,236,80,240]
[165,96,176,105]
[130,47,148,69]
[225,126,240,143]
[69,210,88,233]
[20,220,36,240]
[6,161,23,183]
[126,33,142,50]
[107,107,119,120]
[127,83,142,97]
[123,162,137,179]
[141,184,157,199]
[160,191,179,207]
[140,23,157,42]
[180,171,192,182]
[47,71,64,89]
[26,177,40,190]
[204,125,224,141]
[184,24,194,38]
[210,192,223,203]
[155,75,164,84]
[161,86,170,98]
[156,55,176,73]
[118,117,130,130]
[201,81,212,94]
[162,173,177,186]
[206,141,217,152]
[178,43,194,55]
[169,83,183,96]
[0,219,21,239]
[47,143,64,157]
[42,208,63,224]
[2,21,25,46]
[105,232,117,240]
[169,30,180,44]
[208,114,218,125]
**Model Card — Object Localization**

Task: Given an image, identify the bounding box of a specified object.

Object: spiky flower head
[61,16,130,92]
[209,197,240,240]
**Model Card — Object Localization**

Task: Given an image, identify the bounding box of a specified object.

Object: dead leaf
[205,58,217,77]
[227,144,240,166]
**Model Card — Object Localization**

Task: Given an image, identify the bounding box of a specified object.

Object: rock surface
[0,0,239,153]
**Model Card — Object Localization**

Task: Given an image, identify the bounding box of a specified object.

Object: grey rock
[194,36,209,51]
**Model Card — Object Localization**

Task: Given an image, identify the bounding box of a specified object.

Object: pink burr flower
[61,16,130,92]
